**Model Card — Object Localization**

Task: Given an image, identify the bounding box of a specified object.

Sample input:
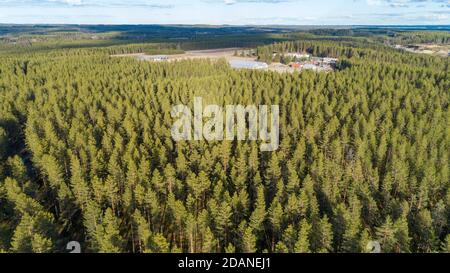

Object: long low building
[283,52,310,59]
[229,60,269,70]
[137,55,169,61]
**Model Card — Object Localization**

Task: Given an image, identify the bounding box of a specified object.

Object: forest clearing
[111,48,330,73]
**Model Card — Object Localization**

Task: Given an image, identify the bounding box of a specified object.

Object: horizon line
[1,23,449,27]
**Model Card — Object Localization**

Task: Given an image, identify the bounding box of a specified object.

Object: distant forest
[0,26,449,253]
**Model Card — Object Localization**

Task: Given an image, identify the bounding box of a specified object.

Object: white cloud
[366,0,383,5]
[50,0,83,5]
[366,0,450,7]
[1,0,449,24]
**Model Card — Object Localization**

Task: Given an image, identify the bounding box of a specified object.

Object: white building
[302,64,319,71]
[284,53,310,59]
[138,55,169,62]
[322,57,338,64]
[229,60,269,70]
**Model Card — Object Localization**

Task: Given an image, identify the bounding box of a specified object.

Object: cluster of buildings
[131,51,338,73]
[288,56,338,72]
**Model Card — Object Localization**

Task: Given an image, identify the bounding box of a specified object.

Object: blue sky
[0,0,449,25]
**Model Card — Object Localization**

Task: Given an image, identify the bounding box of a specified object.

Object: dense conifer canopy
[0,28,448,253]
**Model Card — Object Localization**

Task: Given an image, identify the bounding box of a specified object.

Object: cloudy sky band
[0,0,448,25]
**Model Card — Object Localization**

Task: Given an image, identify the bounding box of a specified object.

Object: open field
[112,48,254,61]
[393,43,450,57]
[171,48,253,61]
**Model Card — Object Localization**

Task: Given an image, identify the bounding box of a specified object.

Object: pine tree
[70,154,90,208]
[97,208,124,253]
[201,227,217,253]
[295,219,312,253]
[375,217,398,253]
[242,226,257,253]
[249,186,266,232]
[151,233,170,253]
[393,215,411,253]
[359,228,373,253]
[311,215,334,253]
[133,210,152,253]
